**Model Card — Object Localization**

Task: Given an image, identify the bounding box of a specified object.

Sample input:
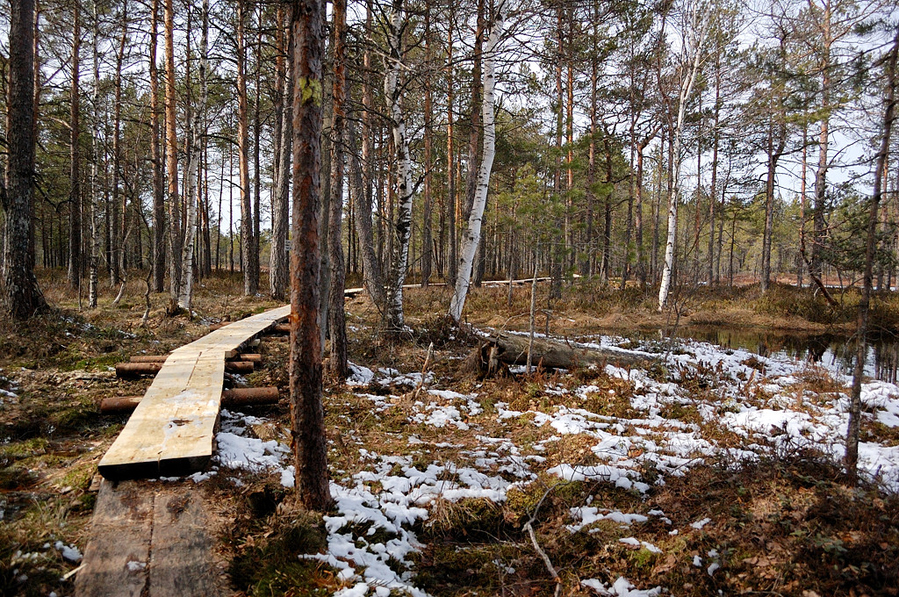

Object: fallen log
[129,353,262,364]
[101,387,280,414]
[116,360,254,378]
[470,332,653,373]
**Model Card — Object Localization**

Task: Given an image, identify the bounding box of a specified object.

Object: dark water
[677,328,899,383]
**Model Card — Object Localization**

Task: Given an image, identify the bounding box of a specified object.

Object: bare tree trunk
[179,0,207,311]
[111,0,129,288]
[707,52,721,286]
[237,0,256,297]
[289,0,333,512]
[446,14,457,286]
[3,0,47,318]
[164,0,182,310]
[88,3,100,310]
[421,4,433,288]
[760,119,786,292]
[349,119,385,309]
[150,0,165,293]
[328,0,348,378]
[384,0,413,334]
[846,26,898,477]
[270,7,291,301]
[658,3,707,311]
[68,0,81,291]
[449,0,505,323]
[810,1,832,278]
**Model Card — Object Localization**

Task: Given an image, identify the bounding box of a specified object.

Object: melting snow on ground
[206,336,899,596]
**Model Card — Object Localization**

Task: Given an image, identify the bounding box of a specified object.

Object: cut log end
[101,386,280,414]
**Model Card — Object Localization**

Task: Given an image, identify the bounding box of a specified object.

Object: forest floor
[2,270,899,597]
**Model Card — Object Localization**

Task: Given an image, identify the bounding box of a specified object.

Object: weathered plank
[148,486,222,597]
[74,480,153,597]
[74,481,223,597]
[98,306,290,480]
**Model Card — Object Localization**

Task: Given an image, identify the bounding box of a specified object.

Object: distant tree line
[1,0,898,319]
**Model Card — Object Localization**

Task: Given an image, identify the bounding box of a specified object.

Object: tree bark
[150,0,165,293]
[289,0,332,512]
[328,0,348,378]
[658,3,707,311]
[270,7,292,301]
[67,1,82,291]
[88,5,101,310]
[164,0,182,310]
[179,0,208,311]
[3,0,47,319]
[237,0,256,297]
[760,119,786,292]
[349,118,386,309]
[421,4,433,288]
[384,0,413,334]
[472,332,653,373]
[846,26,898,477]
[448,0,505,323]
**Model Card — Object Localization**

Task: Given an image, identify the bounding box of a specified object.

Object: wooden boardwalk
[74,480,225,597]
[98,305,290,480]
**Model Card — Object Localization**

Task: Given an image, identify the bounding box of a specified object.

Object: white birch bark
[448,0,506,323]
[178,0,208,311]
[657,1,709,311]
[384,0,413,332]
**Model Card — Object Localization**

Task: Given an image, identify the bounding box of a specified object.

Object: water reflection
[682,328,899,383]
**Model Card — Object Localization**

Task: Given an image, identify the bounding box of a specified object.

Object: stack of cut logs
[105,351,279,414]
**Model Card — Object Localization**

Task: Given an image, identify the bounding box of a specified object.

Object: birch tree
[448,0,506,323]
[657,0,713,311]
[178,0,208,311]
[383,0,414,334]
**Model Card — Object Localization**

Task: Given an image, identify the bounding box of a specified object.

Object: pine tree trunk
[67,1,81,291]
[3,0,47,319]
[270,7,291,301]
[349,118,385,309]
[327,0,348,378]
[111,0,128,288]
[760,120,785,293]
[446,17,457,287]
[236,0,255,297]
[88,6,101,310]
[150,0,165,293]
[846,26,898,477]
[421,4,433,288]
[289,0,333,512]
[164,0,182,309]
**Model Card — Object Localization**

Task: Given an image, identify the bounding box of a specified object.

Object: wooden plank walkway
[98,305,291,480]
[74,480,224,597]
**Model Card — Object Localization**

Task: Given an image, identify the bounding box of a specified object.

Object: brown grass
[4,271,899,597]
